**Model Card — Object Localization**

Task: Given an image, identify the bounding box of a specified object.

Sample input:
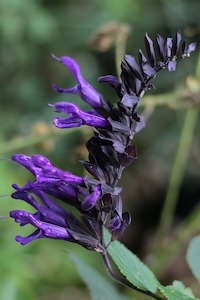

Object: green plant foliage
[106,236,158,293]
[172,281,195,297]
[158,283,198,300]
[69,253,128,300]
[186,235,200,282]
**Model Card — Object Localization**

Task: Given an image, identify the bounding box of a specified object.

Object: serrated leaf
[69,253,128,300]
[186,235,200,282]
[158,283,198,300]
[104,230,158,293]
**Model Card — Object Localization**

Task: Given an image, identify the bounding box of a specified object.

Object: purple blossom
[10,189,103,251]
[12,154,84,185]
[52,102,110,129]
[10,190,73,245]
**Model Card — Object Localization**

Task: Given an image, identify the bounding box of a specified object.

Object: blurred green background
[1,0,200,299]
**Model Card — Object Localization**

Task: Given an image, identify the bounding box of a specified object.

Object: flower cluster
[10,32,196,253]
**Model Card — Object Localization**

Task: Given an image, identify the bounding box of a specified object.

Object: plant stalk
[153,106,199,251]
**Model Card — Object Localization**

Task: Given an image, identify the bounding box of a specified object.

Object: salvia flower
[8,32,196,253]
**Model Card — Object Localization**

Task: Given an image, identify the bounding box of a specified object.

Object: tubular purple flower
[52,55,103,108]
[10,189,104,250]
[10,210,72,245]
[52,102,110,129]
[11,154,85,186]
[12,190,70,226]
[10,190,73,245]
[11,155,87,210]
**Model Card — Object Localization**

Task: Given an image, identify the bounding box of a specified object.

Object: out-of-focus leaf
[186,235,200,282]
[69,253,128,300]
[0,277,35,300]
[158,283,198,300]
[172,281,195,297]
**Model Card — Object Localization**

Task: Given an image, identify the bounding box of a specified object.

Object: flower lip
[52,55,103,108]
[52,102,110,129]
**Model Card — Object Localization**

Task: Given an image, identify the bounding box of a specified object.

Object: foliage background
[0,0,200,299]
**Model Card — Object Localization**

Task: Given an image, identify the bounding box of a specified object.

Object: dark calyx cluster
[10,32,196,253]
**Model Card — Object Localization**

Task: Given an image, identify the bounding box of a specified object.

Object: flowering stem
[153,106,199,251]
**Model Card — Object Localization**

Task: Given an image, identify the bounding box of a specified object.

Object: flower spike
[8,32,196,251]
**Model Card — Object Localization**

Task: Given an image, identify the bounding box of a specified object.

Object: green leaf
[69,253,128,300]
[158,283,198,300]
[172,281,195,297]
[186,235,200,282]
[104,231,158,293]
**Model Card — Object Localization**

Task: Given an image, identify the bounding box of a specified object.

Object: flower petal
[145,33,156,67]
[53,55,103,108]
[81,185,101,211]
[172,31,182,56]
[156,34,166,60]
[53,102,110,129]
[10,210,71,240]
[15,229,44,245]
[98,75,121,92]
[168,60,177,72]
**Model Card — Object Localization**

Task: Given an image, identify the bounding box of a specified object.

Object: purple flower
[11,154,108,216]
[52,102,110,129]
[12,154,84,185]
[10,189,104,251]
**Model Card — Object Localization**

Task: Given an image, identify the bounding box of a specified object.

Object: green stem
[115,31,128,80]
[0,126,80,156]
[152,203,200,275]
[153,106,199,251]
